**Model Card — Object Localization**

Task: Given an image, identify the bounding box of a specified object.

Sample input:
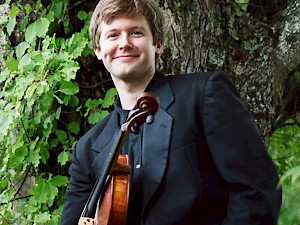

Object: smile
[114,55,139,59]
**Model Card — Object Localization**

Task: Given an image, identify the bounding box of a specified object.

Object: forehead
[100,14,151,32]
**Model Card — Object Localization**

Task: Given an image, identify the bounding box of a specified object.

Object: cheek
[99,41,116,58]
[146,45,158,59]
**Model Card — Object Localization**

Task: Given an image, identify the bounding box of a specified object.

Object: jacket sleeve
[60,139,95,225]
[202,71,282,225]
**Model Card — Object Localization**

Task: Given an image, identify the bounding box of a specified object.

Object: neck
[113,73,154,110]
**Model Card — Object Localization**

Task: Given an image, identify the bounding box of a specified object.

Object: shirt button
[135,164,141,169]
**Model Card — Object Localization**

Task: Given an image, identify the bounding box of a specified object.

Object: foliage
[235,0,249,11]
[295,71,300,83]
[268,117,300,225]
[174,0,182,8]
[0,0,299,224]
[0,0,115,224]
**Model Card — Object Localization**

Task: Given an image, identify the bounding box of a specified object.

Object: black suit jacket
[60,71,281,225]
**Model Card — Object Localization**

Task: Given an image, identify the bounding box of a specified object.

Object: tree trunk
[1,0,299,138]
[157,0,300,139]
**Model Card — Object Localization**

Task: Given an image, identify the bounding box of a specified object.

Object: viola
[78,92,159,225]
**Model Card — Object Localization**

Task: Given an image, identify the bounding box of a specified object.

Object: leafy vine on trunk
[0,0,299,224]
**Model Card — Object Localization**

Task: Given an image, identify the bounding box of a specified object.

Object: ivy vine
[0,0,116,224]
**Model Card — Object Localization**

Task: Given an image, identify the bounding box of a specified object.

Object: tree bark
[157,0,300,139]
[2,0,299,138]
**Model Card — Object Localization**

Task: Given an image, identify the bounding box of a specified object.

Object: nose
[119,34,132,50]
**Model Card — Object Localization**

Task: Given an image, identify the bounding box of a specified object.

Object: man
[60,0,282,224]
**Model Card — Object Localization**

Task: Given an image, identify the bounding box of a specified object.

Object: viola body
[78,155,130,225]
[95,155,130,225]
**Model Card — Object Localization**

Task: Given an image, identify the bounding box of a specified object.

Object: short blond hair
[89,0,165,50]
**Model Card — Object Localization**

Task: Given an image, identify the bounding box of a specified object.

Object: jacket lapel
[91,111,120,173]
[142,77,174,213]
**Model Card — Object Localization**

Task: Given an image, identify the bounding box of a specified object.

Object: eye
[131,30,143,37]
[107,33,119,39]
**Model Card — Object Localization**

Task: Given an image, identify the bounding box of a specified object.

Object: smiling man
[94,14,163,109]
[60,0,282,225]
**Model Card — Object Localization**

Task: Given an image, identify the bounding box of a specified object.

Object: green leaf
[40,93,53,110]
[58,151,71,166]
[82,46,95,57]
[50,138,59,148]
[43,114,55,137]
[102,88,117,108]
[39,144,50,164]
[34,212,51,223]
[280,166,300,184]
[6,16,16,35]
[88,110,109,125]
[62,94,71,105]
[25,18,50,43]
[53,2,63,19]
[294,72,300,83]
[174,0,181,8]
[69,95,79,107]
[18,53,32,69]
[0,177,8,190]
[63,18,73,35]
[46,10,55,23]
[42,36,51,51]
[0,114,13,140]
[20,16,29,32]
[10,5,20,17]
[36,17,50,37]
[33,111,42,125]
[12,146,28,164]
[55,107,61,119]
[85,98,102,109]
[77,11,87,20]
[5,58,19,71]
[54,52,68,61]
[32,178,58,204]
[58,81,79,95]
[56,130,67,144]
[25,22,37,43]
[60,62,80,80]
[24,4,32,16]
[0,189,13,204]
[53,94,64,104]
[27,150,41,168]
[51,175,69,187]
[67,121,80,134]
[67,32,88,58]
[16,42,30,59]
[235,0,249,11]
[35,0,42,11]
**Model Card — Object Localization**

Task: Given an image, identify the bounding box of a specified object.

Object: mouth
[114,54,139,59]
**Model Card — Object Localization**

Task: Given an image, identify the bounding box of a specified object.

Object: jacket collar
[147,71,174,110]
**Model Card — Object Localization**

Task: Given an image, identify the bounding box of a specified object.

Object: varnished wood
[95,155,130,225]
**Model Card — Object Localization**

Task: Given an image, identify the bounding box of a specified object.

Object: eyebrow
[104,25,147,34]
[130,26,146,31]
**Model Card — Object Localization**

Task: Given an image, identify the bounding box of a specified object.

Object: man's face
[95,14,163,83]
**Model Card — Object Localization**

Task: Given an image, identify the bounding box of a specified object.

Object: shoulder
[160,71,234,94]
[164,71,232,86]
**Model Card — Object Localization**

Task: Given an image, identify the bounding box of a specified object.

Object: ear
[94,47,102,60]
[155,41,164,54]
